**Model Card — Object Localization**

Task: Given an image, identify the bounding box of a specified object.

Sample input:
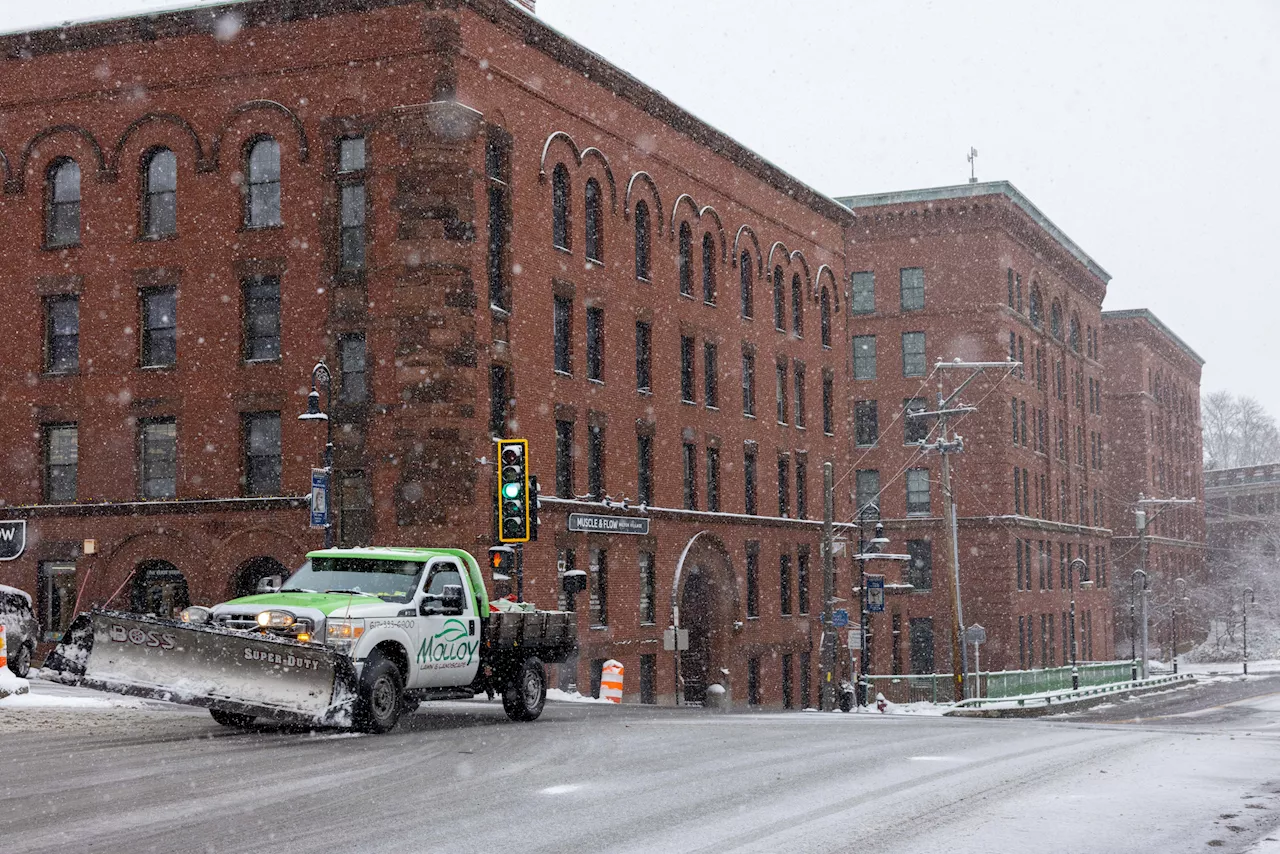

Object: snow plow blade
[42,611,356,725]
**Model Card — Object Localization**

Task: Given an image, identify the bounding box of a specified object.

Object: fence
[867,660,1138,705]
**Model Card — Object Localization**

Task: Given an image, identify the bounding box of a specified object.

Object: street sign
[964,624,987,645]
[663,628,689,651]
[309,469,330,529]
[832,609,850,628]
[0,520,26,561]
[568,514,650,535]
[847,628,864,649]
[866,575,885,613]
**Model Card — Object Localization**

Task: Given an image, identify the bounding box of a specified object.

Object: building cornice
[1101,308,1205,367]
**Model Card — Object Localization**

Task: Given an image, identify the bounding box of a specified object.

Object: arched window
[245,137,281,228]
[634,200,651,280]
[791,274,803,336]
[142,148,177,238]
[45,158,81,247]
[739,252,753,319]
[1069,314,1081,353]
[552,163,571,250]
[772,266,784,330]
[232,556,287,598]
[1029,285,1043,327]
[584,177,603,262]
[131,560,189,619]
[678,221,693,296]
[1050,300,1063,339]
[820,286,831,348]
[702,232,716,303]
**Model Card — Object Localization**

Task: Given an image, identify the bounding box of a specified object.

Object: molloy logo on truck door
[0,521,26,561]
[417,618,480,669]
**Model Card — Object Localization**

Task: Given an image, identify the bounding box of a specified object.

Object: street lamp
[1130,569,1148,681]
[1243,588,1255,676]
[298,362,334,548]
[855,502,881,708]
[1171,579,1188,675]
[1068,557,1091,691]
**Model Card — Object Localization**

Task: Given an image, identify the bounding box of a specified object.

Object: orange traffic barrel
[600,659,624,703]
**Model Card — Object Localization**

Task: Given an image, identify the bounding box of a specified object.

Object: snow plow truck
[42,547,577,733]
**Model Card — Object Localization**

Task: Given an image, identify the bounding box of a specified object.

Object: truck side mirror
[256,575,283,594]
[441,584,465,615]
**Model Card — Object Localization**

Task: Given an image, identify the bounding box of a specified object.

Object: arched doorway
[680,564,713,703]
[232,556,288,598]
[674,533,739,706]
[131,560,189,618]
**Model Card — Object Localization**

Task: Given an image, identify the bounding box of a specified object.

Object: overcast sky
[5,0,1278,414]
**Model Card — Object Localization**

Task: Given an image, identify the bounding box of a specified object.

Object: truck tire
[209,709,256,728]
[354,653,403,734]
[8,643,32,678]
[502,657,547,722]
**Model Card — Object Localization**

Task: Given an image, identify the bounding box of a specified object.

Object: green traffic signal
[502,482,522,499]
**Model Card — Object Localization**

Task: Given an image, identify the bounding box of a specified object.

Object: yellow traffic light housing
[496,439,530,543]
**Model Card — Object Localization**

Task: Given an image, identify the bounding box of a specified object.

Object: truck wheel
[502,657,547,722]
[8,644,32,678]
[209,709,256,728]
[354,654,403,733]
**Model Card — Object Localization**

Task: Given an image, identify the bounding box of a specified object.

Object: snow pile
[546,688,615,705]
[0,690,143,710]
[0,667,29,699]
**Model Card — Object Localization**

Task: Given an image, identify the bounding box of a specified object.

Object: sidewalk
[944,673,1193,718]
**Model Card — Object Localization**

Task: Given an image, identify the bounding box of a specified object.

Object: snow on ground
[546,687,615,704]
[0,666,30,698]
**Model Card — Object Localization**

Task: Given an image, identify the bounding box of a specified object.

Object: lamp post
[1130,569,1148,681]
[1171,579,1187,675]
[1068,557,1091,691]
[855,502,881,708]
[298,361,335,548]
[1243,588,1255,676]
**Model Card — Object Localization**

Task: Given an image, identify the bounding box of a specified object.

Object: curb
[944,674,1194,718]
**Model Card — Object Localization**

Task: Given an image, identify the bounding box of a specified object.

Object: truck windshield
[282,559,425,604]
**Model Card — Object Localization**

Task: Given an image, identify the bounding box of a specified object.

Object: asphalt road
[3,675,1280,854]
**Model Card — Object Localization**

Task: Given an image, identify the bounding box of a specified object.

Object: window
[639,551,656,625]
[680,336,696,403]
[793,362,806,428]
[851,271,874,315]
[637,431,653,505]
[1069,315,1081,353]
[586,307,604,382]
[853,335,877,380]
[589,547,608,627]
[775,359,788,423]
[555,420,574,498]
[704,342,718,408]
[486,132,511,310]
[552,164,571,250]
[140,417,177,499]
[706,447,721,512]
[340,135,366,173]
[635,321,652,392]
[639,654,657,704]
[1016,273,1023,313]
[902,331,926,377]
[142,148,177,238]
[800,652,812,708]
[740,253,753,318]
[587,422,605,500]
[1029,285,1043,327]
[553,295,572,374]
[906,468,931,515]
[45,295,79,374]
[1007,268,1014,308]
[683,442,698,510]
[678,222,693,297]
[777,454,791,518]
[906,539,932,591]
[702,233,716,303]
[782,653,794,709]
[44,423,78,503]
[488,363,508,437]
[904,398,929,444]
[855,400,878,447]
[584,178,603,263]
[340,333,368,404]
[822,372,834,435]
[746,542,760,617]
[909,618,934,673]
[1014,466,1022,515]
[779,552,792,615]
[141,287,177,367]
[748,657,761,706]
[900,267,924,311]
[38,562,78,642]
[634,200,651,280]
[791,274,803,336]
[795,456,807,519]
[741,350,756,416]
[245,137,281,228]
[773,266,785,330]
[243,275,281,362]
[797,547,810,614]
[744,445,758,515]
[339,184,366,271]
[1051,299,1063,339]
[243,412,282,497]
[855,470,880,515]
[1012,397,1020,445]
[46,158,81,247]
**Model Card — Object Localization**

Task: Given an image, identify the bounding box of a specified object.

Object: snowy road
[3,676,1280,854]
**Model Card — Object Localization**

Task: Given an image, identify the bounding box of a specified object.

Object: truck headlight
[180,606,211,625]
[325,618,365,649]
[257,610,296,629]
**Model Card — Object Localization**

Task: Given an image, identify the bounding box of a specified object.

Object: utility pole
[1243,587,1255,676]
[912,359,1017,701]
[820,462,836,712]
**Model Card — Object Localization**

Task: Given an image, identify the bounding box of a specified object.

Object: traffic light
[496,438,530,543]
[489,545,515,580]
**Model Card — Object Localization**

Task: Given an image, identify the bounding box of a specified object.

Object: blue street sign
[833,609,850,628]
[867,575,886,613]
[310,469,330,529]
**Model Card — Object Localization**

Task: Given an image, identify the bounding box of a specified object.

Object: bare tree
[1202,391,1280,470]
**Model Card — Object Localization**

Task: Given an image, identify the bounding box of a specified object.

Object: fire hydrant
[876,692,887,714]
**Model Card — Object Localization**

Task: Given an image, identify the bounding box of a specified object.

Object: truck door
[414,559,482,688]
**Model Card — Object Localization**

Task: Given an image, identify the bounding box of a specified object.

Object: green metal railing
[867,660,1139,705]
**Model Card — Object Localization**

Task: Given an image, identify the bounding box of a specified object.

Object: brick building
[1205,463,1280,558]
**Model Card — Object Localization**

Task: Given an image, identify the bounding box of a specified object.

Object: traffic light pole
[515,543,524,603]
[820,462,835,712]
